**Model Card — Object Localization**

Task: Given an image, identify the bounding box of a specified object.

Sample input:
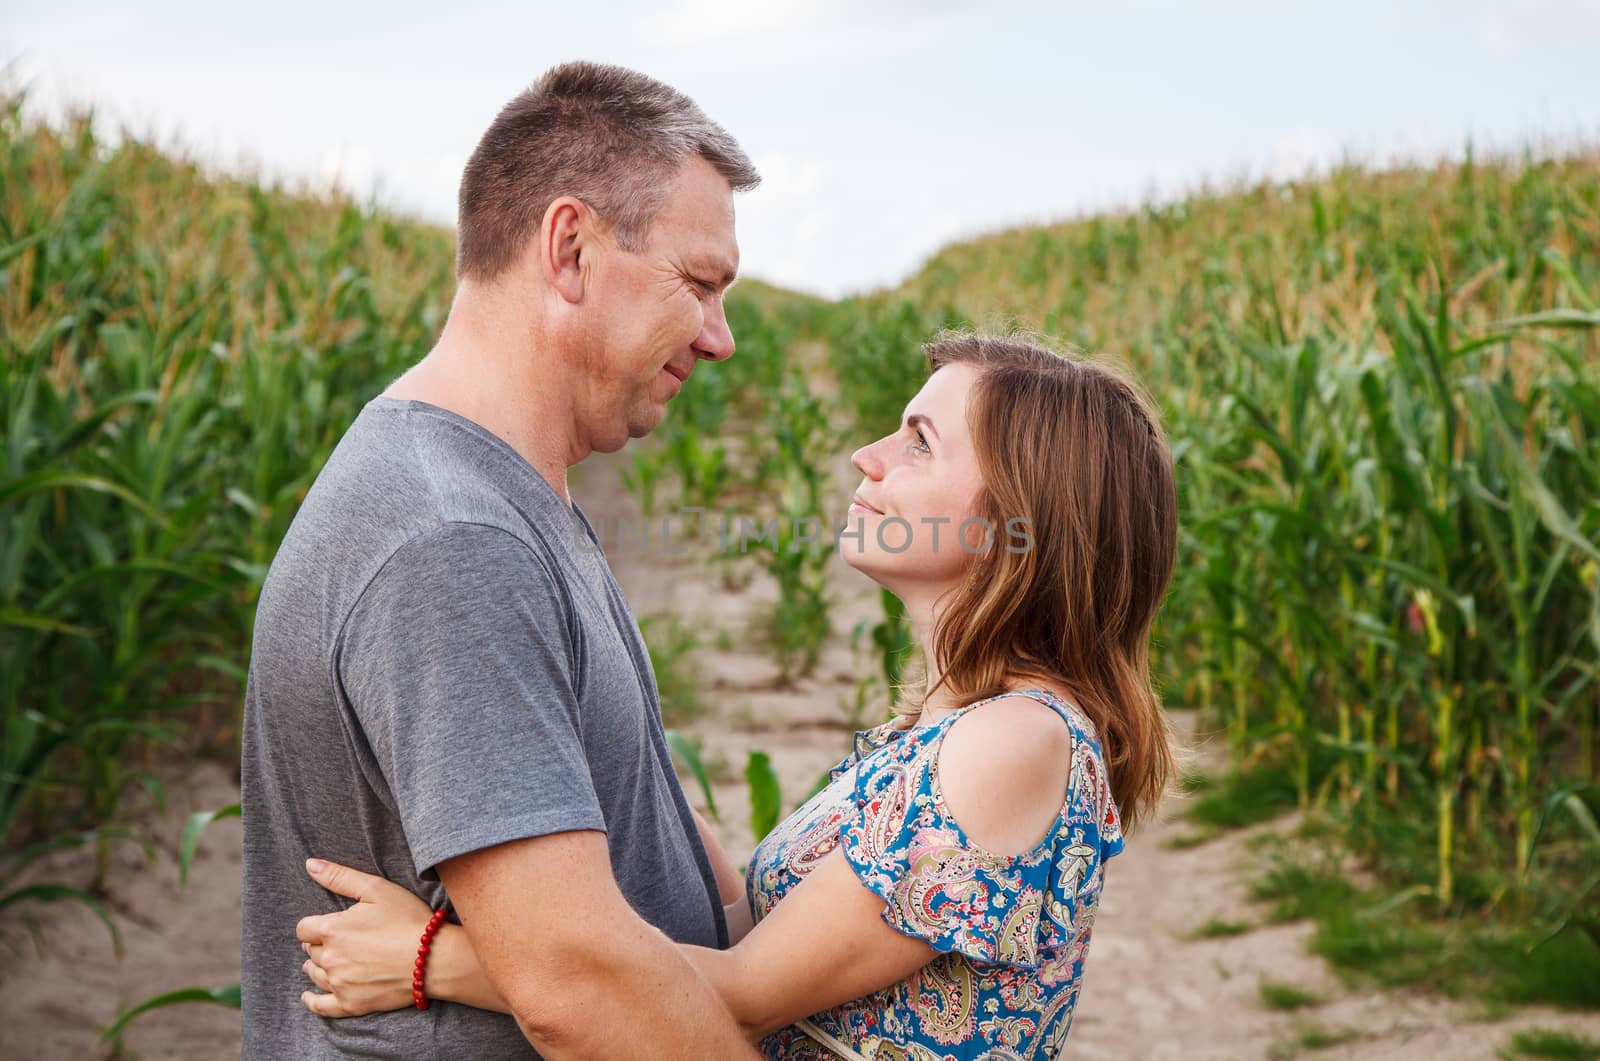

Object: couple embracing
[241,60,1178,1060]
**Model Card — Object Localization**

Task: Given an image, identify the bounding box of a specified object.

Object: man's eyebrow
[694,258,739,287]
[907,413,939,440]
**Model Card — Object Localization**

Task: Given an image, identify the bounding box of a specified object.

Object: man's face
[578,155,740,451]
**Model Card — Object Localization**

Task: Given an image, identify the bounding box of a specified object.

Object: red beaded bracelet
[412,905,451,1010]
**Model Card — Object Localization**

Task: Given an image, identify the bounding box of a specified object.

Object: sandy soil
[4,449,1599,1060]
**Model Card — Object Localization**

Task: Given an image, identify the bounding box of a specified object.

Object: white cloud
[1478,14,1514,52]
[1267,127,1338,181]
[634,0,849,46]
[630,0,968,66]
[7,1,1597,299]
[318,143,377,198]
[735,151,834,293]
[1478,0,1600,50]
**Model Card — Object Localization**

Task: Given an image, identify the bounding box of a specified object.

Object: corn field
[2,97,454,915]
[889,153,1600,926]
[3,89,1598,1018]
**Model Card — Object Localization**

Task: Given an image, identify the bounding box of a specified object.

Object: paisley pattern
[748,688,1124,1060]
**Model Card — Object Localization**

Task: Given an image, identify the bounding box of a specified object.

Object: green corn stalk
[851,588,913,708]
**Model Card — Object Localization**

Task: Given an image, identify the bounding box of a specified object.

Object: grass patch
[1249,860,1358,924]
[1292,815,1339,841]
[1259,980,1324,1010]
[1482,928,1600,1010]
[1297,1024,1363,1051]
[1312,914,1600,1008]
[1185,764,1299,830]
[1266,1021,1363,1060]
[1187,918,1253,940]
[1308,904,1446,985]
[1164,828,1221,850]
[1504,1028,1600,1060]
[1470,1000,1516,1023]
[1246,843,1600,1010]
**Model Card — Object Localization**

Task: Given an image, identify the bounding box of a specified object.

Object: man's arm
[438,829,760,1059]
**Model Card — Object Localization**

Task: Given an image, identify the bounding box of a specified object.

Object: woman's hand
[295,858,433,1017]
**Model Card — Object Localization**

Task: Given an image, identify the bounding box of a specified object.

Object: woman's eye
[911,431,931,454]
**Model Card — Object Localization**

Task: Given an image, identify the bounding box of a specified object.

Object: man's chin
[586,421,642,454]
[620,409,667,445]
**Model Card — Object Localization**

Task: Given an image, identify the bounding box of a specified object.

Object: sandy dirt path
[3,451,1599,1059]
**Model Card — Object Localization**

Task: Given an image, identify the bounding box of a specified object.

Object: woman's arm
[691,805,746,905]
[297,859,510,1015]
[299,847,760,1058]
[678,848,935,1039]
[690,804,757,945]
[678,698,1075,1038]
[296,851,754,1018]
[301,848,927,1033]
[296,839,749,1018]
[724,891,755,946]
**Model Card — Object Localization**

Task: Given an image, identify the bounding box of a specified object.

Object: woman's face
[843,363,988,599]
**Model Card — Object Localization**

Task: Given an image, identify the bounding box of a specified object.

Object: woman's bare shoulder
[936,695,1075,855]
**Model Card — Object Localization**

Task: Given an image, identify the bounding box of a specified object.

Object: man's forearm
[430,924,511,1013]
[439,832,759,1059]
[434,914,759,1055]
[507,919,761,1059]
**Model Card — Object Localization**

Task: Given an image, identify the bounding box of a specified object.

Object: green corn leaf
[0,608,93,636]
[0,470,163,522]
[179,803,241,891]
[745,750,782,841]
[0,882,122,958]
[665,730,719,822]
[100,984,241,1044]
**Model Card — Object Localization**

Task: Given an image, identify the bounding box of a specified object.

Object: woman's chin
[841,546,876,578]
[842,549,895,593]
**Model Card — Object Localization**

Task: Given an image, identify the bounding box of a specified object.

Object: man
[240,62,761,1058]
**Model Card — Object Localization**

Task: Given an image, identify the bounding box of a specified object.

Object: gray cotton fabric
[240,396,726,1059]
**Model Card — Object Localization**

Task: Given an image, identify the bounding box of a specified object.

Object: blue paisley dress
[746,687,1123,1061]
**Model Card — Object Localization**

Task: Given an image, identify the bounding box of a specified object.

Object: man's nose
[693,297,736,361]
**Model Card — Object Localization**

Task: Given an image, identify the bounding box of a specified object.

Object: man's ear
[540,196,588,304]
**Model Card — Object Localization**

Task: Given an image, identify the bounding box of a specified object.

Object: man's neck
[385,295,583,506]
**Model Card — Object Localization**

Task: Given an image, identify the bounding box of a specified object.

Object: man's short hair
[456,61,760,282]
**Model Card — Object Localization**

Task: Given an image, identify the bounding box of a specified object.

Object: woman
[295,333,1178,1057]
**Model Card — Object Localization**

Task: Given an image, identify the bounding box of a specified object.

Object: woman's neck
[908,582,1056,729]
[910,599,1059,727]
[912,598,975,727]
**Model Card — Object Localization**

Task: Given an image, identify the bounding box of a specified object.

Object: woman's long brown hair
[897,333,1179,832]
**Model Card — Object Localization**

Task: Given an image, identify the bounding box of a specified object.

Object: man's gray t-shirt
[240,397,726,1058]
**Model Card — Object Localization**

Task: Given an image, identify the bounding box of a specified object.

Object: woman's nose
[851,440,883,480]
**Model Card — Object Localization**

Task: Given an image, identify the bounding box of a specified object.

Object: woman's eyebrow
[906,413,940,440]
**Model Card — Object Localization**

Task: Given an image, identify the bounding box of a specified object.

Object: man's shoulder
[260,486,563,653]
[367,520,562,590]
[285,404,577,570]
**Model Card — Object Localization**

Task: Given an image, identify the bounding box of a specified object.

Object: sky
[5,1,1599,299]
